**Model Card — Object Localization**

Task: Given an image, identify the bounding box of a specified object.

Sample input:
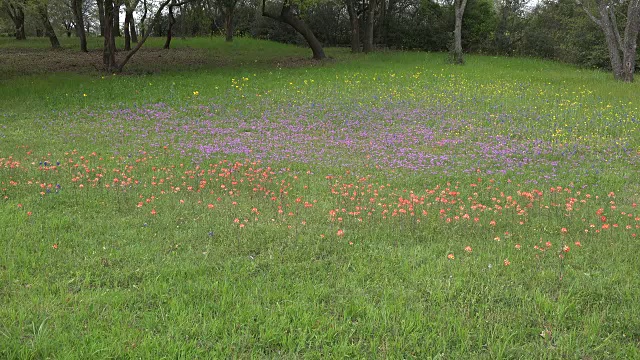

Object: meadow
[1,37,639,358]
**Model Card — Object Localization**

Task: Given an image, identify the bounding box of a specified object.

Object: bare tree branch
[609,5,623,50]
[577,0,603,27]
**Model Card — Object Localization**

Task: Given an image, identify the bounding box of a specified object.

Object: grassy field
[1,37,639,358]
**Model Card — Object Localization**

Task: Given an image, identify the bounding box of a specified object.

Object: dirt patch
[0,46,335,78]
[0,47,222,77]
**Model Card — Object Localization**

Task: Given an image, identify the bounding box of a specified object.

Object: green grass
[1,37,639,358]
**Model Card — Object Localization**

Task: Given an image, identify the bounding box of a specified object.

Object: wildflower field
[1,38,640,358]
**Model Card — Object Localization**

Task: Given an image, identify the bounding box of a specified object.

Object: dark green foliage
[304,3,349,47]
[385,0,449,51]
[462,0,497,53]
[493,0,528,55]
[520,0,609,69]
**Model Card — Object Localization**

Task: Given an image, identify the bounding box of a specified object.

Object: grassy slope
[1,38,639,358]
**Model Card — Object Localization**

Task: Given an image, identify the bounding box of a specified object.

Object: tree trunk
[72,0,88,51]
[363,0,375,53]
[97,0,106,36]
[103,0,118,71]
[164,3,175,49]
[214,0,237,42]
[140,0,148,37]
[37,3,60,49]
[124,10,132,50]
[581,0,639,82]
[5,2,27,40]
[262,0,326,60]
[129,12,138,42]
[598,3,624,80]
[15,10,26,40]
[345,0,360,52]
[453,0,468,64]
[114,2,122,37]
[375,0,385,45]
[622,0,640,82]
[224,8,234,42]
[380,0,396,47]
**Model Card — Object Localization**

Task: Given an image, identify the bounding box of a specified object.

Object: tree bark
[345,0,360,52]
[453,0,468,64]
[580,0,640,82]
[224,8,234,41]
[114,1,122,37]
[375,0,385,45]
[15,8,26,40]
[72,0,88,51]
[622,0,640,82]
[37,3,60,49]
[4,1,27,40]
[363,0,375,53]
[140,0,148,37]
[381,0,397,46]
[599,2,624,79]
[164,1,176,49]
[124,9,132,50]
[130,12,138,42]
[214,0,238,42]
[103,0,118,70]
[123,0,139,43]
[15,7,26,40]
[263,0,325,59]
[97,0,106,36]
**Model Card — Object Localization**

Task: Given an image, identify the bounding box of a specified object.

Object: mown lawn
[1,37,639,358]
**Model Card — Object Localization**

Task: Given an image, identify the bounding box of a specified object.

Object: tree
[103,0,117,67]
[344,0,360,52]
[519,0,605,67]
[113,0,121,36]
[71,0,88,51]
[215,0,238,41]
[363,0,375,52]
[33,0,61,48]
[262,0,326,59]
[139,0,147,36]
[494,0,528,55]
[123,0,140,50]
[3,0,27,39]
[578,0,640,82]
[163,0,176,48]
[96,0,105,35]
[103,0,189,71]
[377,0,399,47]
[452,0,468,63]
